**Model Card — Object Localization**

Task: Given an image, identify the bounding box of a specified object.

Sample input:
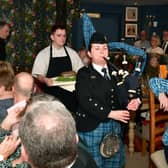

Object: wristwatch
[0,154,4,161]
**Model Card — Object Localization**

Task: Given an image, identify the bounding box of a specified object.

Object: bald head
[14,72,34,100]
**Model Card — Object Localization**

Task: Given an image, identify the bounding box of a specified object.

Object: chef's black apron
[42,45,77,113]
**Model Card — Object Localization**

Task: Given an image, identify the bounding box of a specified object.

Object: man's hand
[44,77,53,86]
[1,107,24,130]
[108,110,130,123]
[158,93,168,111]
[36,75,53,86]
[0,135,21,160]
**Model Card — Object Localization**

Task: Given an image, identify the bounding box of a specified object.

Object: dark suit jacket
[0,38,6,60]
[161,41,168,54]
[75,64,121,132]
[72,146,98,168]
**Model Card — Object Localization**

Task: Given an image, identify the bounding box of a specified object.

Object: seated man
[0,93,98,167]
[149,77,168,163]
[0,72,34,167]
[134,30,150,50]
[1,72,34,131]
[19,94,98,168]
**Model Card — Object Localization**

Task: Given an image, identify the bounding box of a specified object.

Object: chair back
[149,90,168,167]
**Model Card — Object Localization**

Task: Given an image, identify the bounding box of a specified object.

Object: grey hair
[19,98,77,168]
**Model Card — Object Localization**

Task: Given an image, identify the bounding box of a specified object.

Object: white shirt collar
[92,63,109,77]
[52,45,67,57]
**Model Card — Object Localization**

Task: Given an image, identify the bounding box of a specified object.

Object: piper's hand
[158,93,168,111]
[108,110,130,123]
[127,98,141,111]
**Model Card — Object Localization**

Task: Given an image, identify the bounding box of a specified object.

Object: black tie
[101,68,109,80]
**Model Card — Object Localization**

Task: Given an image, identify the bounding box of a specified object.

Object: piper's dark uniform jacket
[75,64,121,132]
[75,63,141,132]
[75,63,140,168]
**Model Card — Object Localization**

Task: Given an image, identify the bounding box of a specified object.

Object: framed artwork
[125,7,138,22]
[125,23,137,38]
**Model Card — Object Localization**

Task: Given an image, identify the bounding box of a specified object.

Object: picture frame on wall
[125,23,137,38]
[125,7,138,22]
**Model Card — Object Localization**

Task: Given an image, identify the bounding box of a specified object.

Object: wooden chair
[140,97,150,156]
[141,56,168,159]
[149,90,168,168]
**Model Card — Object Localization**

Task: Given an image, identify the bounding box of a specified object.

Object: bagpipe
[105,56,142,108]
[99,56,143,158]
[82,12,146,108]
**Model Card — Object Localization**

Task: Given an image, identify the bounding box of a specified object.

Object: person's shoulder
[37,46,50,56]
[65,46,78,54]
[156,47,164,53]
[0,98,13,107]
[71,145,98,168]
[158,46,164,50]
[134,40,141,46]
[134,40,140,44]
[76,66,91,79]
[78,65,90,74]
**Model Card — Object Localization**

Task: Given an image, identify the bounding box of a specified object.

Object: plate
[51,76,76,92]
[51,76,76,86]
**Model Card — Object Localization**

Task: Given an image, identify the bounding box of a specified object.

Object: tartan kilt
[78,120,125,168]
